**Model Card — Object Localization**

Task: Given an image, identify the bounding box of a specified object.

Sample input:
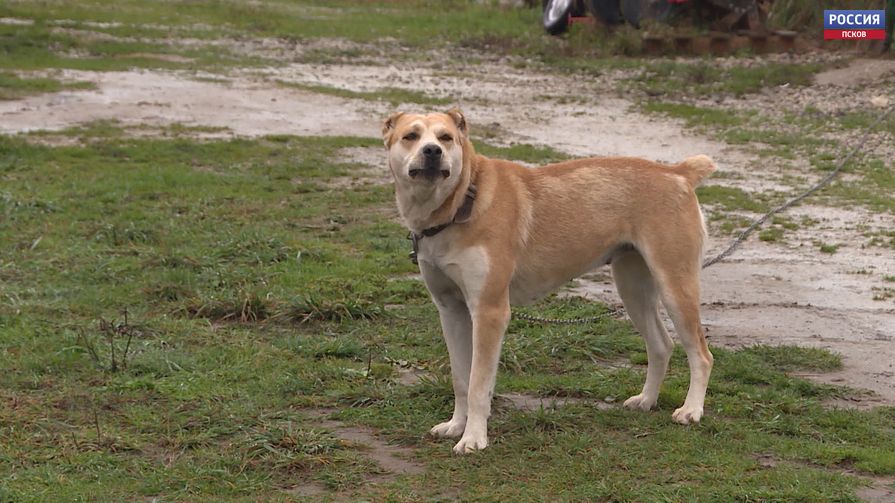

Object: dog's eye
[439,134,453,143]
[403,132,418,141]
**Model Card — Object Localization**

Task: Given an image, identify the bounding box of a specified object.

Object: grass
[872,287,895,301]
[759,227,785,242]
[825,160,895,213]
[0,71,95,100]
[644,101,895,215]
[757,216,800,242]
[1,0,894,500]
[642,101,744,129]
[642,101,827,159]
[0,0,832,91]
[476,141,571,165]
[696,185,769,213]
[2,130,894,501]
[277,81,453,106]
[819,242,841,254]
[632,60,823,98]
[0,22,259,72]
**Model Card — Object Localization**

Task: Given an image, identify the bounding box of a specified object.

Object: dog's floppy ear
[382,112,404,147]
[446,108,468,137]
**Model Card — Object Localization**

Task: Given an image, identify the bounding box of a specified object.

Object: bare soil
[2,53,892,405]
[294,408,425,499]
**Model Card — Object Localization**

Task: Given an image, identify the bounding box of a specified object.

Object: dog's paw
[671,404,703,425]
[429,419,466,439]
[452,433,488,454]
[623,393,657,411]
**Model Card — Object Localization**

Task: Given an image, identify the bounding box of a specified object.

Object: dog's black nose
[422,144,442,158]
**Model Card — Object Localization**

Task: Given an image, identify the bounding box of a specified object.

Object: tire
[586,0,623,24]
[543,0,573,35]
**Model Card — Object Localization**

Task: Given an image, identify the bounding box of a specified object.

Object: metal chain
[701,102,895,269]
[512,307,626,325]
[513,100,895,325]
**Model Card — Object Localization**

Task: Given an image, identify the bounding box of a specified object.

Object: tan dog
[383,109,716,454]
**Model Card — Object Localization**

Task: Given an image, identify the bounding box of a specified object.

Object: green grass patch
[819,242,841,254]
[476,141,571,165]
[697,185,768,213]
[711,214,754,235]
[0,22,260,72]
[759,226,785,242]
[839,110,895,136]
[277,81,452,106]
[0,0,830,100]
[738,345,842,372]
[825,160,895,213]
[633,60,823,98]
[757,216,801,242]
[0,71,95,99]
[642,102,893,214]
[0,1,893,500]
[642,102,744,129]
[1,130,893,501]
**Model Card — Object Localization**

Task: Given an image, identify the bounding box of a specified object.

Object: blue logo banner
[824,10,885,29]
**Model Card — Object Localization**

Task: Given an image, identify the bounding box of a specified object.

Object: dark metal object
[586,0,623,24]
[709,0,762,31]
[620,0,673,28]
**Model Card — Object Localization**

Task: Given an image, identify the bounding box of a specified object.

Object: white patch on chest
[418,238,490,314]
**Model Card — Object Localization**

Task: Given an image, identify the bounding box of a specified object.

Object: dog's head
[382,108,469,187]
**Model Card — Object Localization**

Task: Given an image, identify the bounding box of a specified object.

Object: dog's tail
[674,155,717,188]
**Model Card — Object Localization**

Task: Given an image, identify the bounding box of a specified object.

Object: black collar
[408,184,477,264]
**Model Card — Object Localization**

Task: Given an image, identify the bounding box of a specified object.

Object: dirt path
[2,58,892,404]
[0,69,377,137]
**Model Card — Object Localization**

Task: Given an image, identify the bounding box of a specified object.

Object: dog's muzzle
[409,143,450,179]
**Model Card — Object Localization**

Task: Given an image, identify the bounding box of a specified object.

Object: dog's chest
[418,237,562,308]
[508,269,568,305]
[418,238,490,309]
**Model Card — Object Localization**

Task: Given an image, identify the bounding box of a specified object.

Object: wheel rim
[545,0,573,25]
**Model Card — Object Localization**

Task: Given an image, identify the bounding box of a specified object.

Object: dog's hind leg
[612,250,673,412]
[642,242,713,425]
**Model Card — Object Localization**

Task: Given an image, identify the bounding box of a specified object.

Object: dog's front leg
[453,294,510,454]
[429,293,473,439]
